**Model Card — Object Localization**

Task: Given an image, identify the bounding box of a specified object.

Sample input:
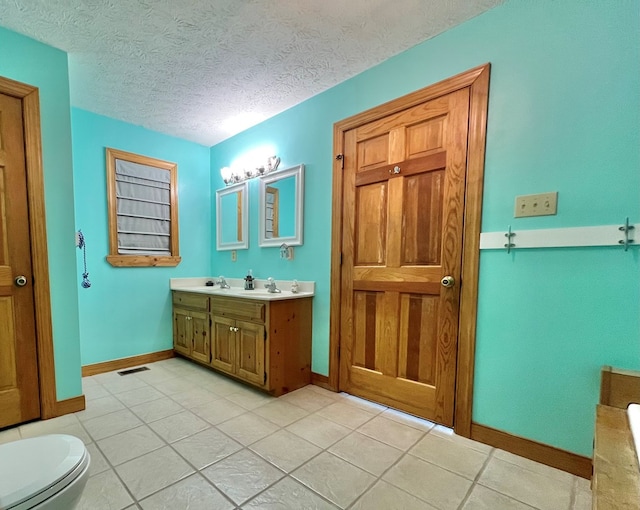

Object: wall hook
[618,217,635,251]
[504,225,516,253]
[77,230,91,288]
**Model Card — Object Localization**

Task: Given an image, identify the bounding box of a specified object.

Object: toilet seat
[0,434,90,510]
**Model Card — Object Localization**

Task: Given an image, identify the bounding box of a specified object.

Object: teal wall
[210,0,639,456]
[0,27,82,400]
[71,109,211,365]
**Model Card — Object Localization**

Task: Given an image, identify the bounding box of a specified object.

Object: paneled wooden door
[0,91,41,428]
[339,88,470,426]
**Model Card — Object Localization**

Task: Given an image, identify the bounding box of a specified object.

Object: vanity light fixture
[221,155,281,186]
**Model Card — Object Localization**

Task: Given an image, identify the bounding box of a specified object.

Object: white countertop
[170,277,315,301]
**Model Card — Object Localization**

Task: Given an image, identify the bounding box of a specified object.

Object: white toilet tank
[0,434,90,510]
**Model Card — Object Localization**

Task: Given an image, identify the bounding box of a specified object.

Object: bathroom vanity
[171,278,313,396]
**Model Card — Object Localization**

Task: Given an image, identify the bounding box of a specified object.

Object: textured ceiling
[0,0,502,146]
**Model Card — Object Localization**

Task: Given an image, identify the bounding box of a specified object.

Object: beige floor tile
[338,394,387,414]
[0,427,20,445]
[190,398,247,425]
[133,366,178,385]
[292,452,376,509]
[574,476,591,493]
[217,412,280,446]
[154,377,199,395]
[196,377,247,396]
[148,410,209,443]
[430,425,493,454]
[19,415,92,444]
[241,476,338,510]
[383,454,471,510]
[116,446,195,500]
[493,448,575,483]
[357,415,425,450]
[81,376,100,389]
[172,426,242,469]
[462,484,536,509]
[97,425,165,465]
[76,469,134,510]
[139,473,234,510]
[76,395,126,422]
[83,384,111,401]
[226,388,275,410]
[253,399,310,427]
[101,376,149,395]
[380,408,436,432]
[316,401,376,429]
[478,457,573,510]
[250,429,322,472]
[328,431,403,476]
[286,414,351,448]
[410,433,488,480]
[115,386,165,408]
[351,480,437,510]
[129,396,184,423]
[169,387,221,408]
[83,409,143,441]
[279,386,337,412]
[85,443,110,476]
[202,449,285,505]
[573,488,592,510]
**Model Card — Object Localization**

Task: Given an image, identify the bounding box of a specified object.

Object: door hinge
[264,329,267,342]
[209,317,212,327]
[264,371,267,385]
[335,154,344,170]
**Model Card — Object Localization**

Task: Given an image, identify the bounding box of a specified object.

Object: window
[106,148,180,267]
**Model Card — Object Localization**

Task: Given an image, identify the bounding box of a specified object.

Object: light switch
[514,192,558,218]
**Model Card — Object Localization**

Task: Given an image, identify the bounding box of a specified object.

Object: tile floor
[0,357,592,509]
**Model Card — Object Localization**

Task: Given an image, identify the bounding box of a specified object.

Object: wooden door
[211,315,236,374]
[0,92,40,428]
[173,308,192,357]
[236,320,265,386]
[339,88,470,426]
[190,311,210,364]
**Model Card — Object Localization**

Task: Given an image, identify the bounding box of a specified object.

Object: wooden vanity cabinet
[172,290,312,396]
[172,292,210,363]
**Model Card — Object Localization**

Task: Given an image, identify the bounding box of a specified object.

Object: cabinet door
[173,309,192,356]
[190,311,210,364]
[236,320,266,386]
[211,315,236,374]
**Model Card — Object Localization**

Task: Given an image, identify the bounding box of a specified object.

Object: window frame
[105,148,181,267]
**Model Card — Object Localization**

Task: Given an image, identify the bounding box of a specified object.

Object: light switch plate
[514,192,558,218]
[231,250,237,262]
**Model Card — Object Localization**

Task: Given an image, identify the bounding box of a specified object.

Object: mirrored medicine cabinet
[258,164,304,247]
[215,181,248,250]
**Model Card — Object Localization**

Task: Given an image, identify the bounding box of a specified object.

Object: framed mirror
[216,181,249,250]
[258,164,304,247]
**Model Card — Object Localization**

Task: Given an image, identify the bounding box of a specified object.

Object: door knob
[440,275,455,288]
[15,275,27,287]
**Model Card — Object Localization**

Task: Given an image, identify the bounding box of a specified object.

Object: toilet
[0,434,90,509]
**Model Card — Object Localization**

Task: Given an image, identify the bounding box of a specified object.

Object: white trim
[479,223,639,250]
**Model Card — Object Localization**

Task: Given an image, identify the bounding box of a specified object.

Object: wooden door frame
[329,64,490,438]
[0,76,59,420]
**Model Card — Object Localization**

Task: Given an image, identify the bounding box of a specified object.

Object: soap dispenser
[244,269,255,290]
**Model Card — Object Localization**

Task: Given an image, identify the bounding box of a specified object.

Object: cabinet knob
[229,326,233,331]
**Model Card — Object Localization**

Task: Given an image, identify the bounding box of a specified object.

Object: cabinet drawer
[172,292,209,311]
[211,296,265,322]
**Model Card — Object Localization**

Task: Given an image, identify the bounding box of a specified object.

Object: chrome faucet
[264,277,281,293]
[215,276,230,289]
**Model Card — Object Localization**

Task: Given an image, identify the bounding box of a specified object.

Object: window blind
[115,159,171,255]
